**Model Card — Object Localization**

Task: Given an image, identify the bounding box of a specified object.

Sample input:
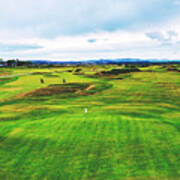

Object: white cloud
[0,30,172,60]
[146,30,178,44]
[1,0,180,60]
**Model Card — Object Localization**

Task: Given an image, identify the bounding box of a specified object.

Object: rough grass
[0,77,18,86]
[0,66,180,179]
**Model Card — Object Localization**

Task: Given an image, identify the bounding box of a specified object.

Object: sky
[1,0,180,61]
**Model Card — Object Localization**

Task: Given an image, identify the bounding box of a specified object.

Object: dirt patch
[86,84,95,91]
[76,84,96,95]
[97,68,140,76]
[22,83,90,97]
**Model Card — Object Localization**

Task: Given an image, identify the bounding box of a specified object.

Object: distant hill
[28,58,180,65]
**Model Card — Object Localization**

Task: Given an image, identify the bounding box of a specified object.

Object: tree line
[0,58,32,67]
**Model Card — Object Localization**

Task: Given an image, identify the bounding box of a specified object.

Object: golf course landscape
[0,64,180,179]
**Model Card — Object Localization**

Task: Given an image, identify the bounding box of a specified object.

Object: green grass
[0,66,180,179]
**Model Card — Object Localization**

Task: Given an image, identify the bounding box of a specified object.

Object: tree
[7,59,16,67]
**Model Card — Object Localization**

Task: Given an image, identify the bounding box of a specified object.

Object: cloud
[1,0,180,60]
[146,32,165,41]
[87,39,97,43]
[0,43,42,52]
[1,0,180,38]
[146,30,178,44]
[1,29,180,61]
[167,30,178,38]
